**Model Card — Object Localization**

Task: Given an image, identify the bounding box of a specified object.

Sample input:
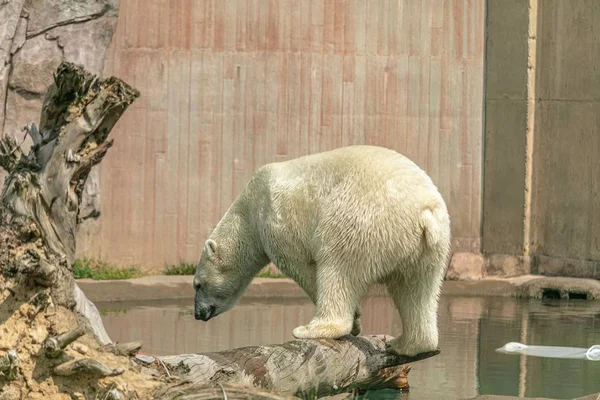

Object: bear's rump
[310,183,428,269]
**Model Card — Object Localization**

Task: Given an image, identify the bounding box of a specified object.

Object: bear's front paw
[292,320,352,340]
[292,325,316,339]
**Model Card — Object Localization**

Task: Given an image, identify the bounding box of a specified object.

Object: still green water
[97,295,600,399]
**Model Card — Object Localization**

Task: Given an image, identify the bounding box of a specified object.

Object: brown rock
[446,252,485,280]
[485,253,529,277]
[23,0,117,37]
[51,14,118,75]
[3,88,42,140]
[9,34,62,94]
[0,0,25,58]
[0,0,26,130]
[10,15,27,55]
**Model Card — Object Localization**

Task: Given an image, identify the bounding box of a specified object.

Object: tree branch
[43,324,86,358]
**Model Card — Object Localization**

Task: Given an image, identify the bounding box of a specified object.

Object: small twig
[104,341,143,357]
[4,126,28,157]
[53,358,125,377]
[0,350,19,380]
[102,387,126,400]
[27,290,52,319]
[0,134,24,172]
[44,325,86,358]
[78,209,101,223]
[24,122,42,147]
[158,358,171,378]
[217,383,229,400]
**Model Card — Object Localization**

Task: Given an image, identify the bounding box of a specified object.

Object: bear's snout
[194,304,216,321]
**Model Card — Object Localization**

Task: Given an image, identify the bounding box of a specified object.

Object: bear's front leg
[292,270,363,340]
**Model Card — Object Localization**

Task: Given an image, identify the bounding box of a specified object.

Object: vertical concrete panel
[483,100,527,255]
[530,0,600,277]
[482,0,529,257]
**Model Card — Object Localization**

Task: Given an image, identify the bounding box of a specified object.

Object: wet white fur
[195,145,451,357]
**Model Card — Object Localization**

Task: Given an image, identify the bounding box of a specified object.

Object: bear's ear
[205,239,218,260]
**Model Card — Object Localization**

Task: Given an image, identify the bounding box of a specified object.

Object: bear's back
[252,145,447,269]
[265,145,434,198]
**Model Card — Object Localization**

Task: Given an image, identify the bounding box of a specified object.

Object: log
[154,382,301,400]
[0,61,440,399]
[139,335,438,398]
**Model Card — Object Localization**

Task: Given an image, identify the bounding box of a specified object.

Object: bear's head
[193,234,266,321]
[193,239,235,321]
[193,207,270,321]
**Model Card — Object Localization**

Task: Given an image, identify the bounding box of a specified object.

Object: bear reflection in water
[192,145,451,358]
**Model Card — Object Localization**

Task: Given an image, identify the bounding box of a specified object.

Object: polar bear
[193,145,451,357]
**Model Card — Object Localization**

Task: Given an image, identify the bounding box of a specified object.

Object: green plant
[256,269,286,279]
[99,308,129,317]
[163,262,196,275]
[72,258,144,280]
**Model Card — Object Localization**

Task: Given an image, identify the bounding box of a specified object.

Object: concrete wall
[482,0,600,279]
[91,0,485,269]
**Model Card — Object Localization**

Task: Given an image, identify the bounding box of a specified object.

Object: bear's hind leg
[292,263,366,340]
[351,306,362,336]
[384,268,443,357]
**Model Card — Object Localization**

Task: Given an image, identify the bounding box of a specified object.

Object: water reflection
[97,294,600,399]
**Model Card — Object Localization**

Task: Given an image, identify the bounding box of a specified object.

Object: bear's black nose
[195,305,216,321]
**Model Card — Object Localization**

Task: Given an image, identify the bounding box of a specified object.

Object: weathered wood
[0,61,156,398]
[153,382,300,400]
[0,349,18,380]
[138,335,435,398]
[104,340,144,357]
[44,324,86,358]
[53,358,125,377]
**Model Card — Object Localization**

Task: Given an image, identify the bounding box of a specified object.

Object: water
[97,294,600,399]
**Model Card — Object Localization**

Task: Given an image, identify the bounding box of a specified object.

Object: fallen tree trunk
[145,335,439,399]
[0,61,439,399]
